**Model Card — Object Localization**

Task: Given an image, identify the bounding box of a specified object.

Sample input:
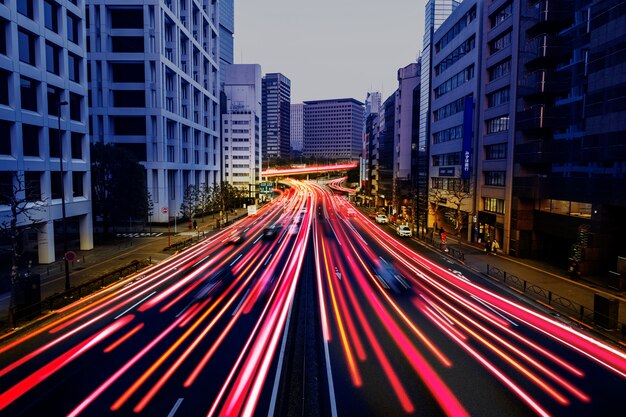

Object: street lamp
[57,99,70,292]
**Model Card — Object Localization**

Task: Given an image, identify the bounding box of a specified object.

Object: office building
[222,64,262,197]
[86,0,221,223]
[290,103,304,155]
[418,0,460,232]
[507,0,626,272]
[430,0,482,239]
[394,63,421,226]
[219,0,234,88]
[303,98,364,161]
[0,0,93,264]
[262,73,291,161]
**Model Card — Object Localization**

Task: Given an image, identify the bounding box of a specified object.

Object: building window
[110,7,144,29]
[68,53,81,82]
[48,128,60,158]
[0,120,11,155]
[24,171,41,201]
[433,125,463,144]
[50,171,63,199]
[46,42,61,75]
[486,116,509,134]
[20,77,38,112]
[432,152,460,166]
[47,86,63,116]
[487,87,510,108]
[489,31,512,55]
[17,0,34,20]
[485,143,507,159]
[22,124,40,157]
[67,12,80,44]
[435,5,477,52]
[484,171,506,186]
[44,0,59,32]
[434,65,475,99]
[433,96,468,121]
[0,18,7,55]
[0,69,9,105]
[18,29,37,66]
[491,2,513,29]
[484,197,505,214]
[72,172,84,197]
[69,92,81,121]
[435,36,476,76]
[488,59,511,82]
[71,132,83,159]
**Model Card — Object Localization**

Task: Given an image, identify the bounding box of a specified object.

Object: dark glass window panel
[0,120,11,155]
[17,0,34,19]
[112,116,146,135]
[110,8,144,29]
[24,171,41,201]
[0,171,12,204]
[44,0,59,32]
[69,93,81,121]
[50,171,62,200]
[49,128,60,158]
[68,53,81,82]
[71,132,83,159]
[0,18,7,55]
[111,36,144,53]
[22,124,40,157]
[46,42,60,74]
[112,90,145,107]
[111,63,145,83]
[18,29,36,65]
[72,172,83,197]
[20,77,38,112]
[0,69,8,105]
[47,86,63,116]
[67,13,79,44]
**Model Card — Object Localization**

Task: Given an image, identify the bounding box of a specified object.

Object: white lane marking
[232,288,251,316]
[253,234,262,244]
[230,253,243,266]
[114,291,156,319]
[267,285,297,417]
[264,253,274,266]
[166,398,184,417]
[471,295,519,326]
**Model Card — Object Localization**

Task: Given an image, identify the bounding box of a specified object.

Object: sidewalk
[412,228,626,347]
[0,210,248,325]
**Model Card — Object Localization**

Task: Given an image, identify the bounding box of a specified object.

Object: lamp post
[57,99,70,292]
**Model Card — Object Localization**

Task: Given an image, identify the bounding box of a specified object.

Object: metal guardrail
[486,264,626,344]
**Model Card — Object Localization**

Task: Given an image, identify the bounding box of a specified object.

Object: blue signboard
[462,95,473,180]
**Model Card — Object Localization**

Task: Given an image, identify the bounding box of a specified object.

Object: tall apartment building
[290,103,303,155]
[262,73,290,161]
[430,0,482,239]
[222,64,261,196]
[364,91,381,117]
[86,0,221,223]
[394,63,421,224]
[303,98,364,161]
[0,0,93,264]
[508,0,626,272]
[418,0,459,232]
[376,93,397,211]
[361,91,381,194]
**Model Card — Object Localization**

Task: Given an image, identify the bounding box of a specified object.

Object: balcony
[525,0,573,38]
[524,34,571,71]
[517,105,564,131]
[514,140,553,164]
[518,69,570,99]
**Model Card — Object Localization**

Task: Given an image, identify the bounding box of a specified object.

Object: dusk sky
[235,0,425,104]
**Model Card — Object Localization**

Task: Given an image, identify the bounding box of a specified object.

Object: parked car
[396,225,412,237]
[375,214,389,224]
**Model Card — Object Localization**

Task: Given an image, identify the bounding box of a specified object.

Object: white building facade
[86,0,221,223]
[222,64,262,196]
[0,0,93,264]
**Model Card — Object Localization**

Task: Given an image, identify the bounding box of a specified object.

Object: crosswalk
[115,232,163,238]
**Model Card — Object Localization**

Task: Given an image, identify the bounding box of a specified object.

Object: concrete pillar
[79,212,94,250]
[37,221,55,264]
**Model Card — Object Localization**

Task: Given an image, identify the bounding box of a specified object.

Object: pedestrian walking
[485,239,491,255]
[193,219,198,230]
[491,240,500,254]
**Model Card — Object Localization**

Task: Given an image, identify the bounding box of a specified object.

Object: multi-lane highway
[1,179,626,417]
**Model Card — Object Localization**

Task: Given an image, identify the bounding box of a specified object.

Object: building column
[37,221,55,264]
[79,212,94,250]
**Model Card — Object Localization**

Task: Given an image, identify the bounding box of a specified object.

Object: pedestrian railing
[486,264,626,345]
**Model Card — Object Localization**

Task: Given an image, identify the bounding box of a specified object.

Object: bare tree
[0,172,46,328]
[179,185,198,221]
[428,187,446,230]
[447,179,472,236]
